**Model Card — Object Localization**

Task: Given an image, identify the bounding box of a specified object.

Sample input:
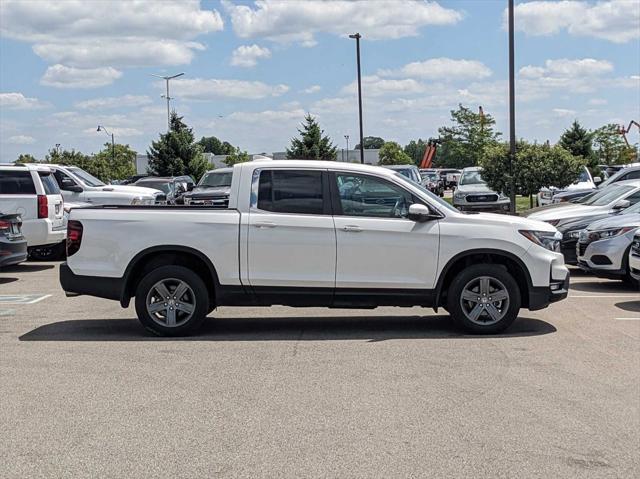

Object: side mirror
[408,203,437,222]
[187,183,195,191]
[593,176,602,185]
[62,184,83,193]
[612,199,630,210]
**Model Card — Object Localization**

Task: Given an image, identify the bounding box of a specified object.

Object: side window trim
[250,168,332,216]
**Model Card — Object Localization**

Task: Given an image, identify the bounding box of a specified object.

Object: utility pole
[152,72,184,132]
[349,33,364,164]
[344,134,350,162]
[508,0,516,214]
[97,125,115,162]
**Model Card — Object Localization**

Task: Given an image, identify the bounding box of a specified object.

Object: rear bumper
[60,263,123,302]
[0,238,28,267]
[528,272,570,311]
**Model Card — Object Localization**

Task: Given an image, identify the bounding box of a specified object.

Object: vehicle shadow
[570,280,637,293]
[615,300,640,313]
[0,277,18,284]
[19,315,556,342]
[0,264,55,273]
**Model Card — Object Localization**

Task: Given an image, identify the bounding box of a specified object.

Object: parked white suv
[42,164,164,205]
[0,164,65,249]
[61,160,569,336]
[537,166,600,206]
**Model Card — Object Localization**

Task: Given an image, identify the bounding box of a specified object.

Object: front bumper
[576,233,634,277]
[528,272,570,311]
[0,238,28,267]
[453,199,511,212]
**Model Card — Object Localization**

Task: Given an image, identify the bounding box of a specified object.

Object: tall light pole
[508,0,516,214]
[344,134,350,162]
[152,72,184,132]
[55,143,60,155]
[97,125,115,162]
[349,33,364,164]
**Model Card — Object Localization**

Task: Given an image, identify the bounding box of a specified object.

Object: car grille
[188,196,229,207]
[466,194,498,203]
[577,241,588,257]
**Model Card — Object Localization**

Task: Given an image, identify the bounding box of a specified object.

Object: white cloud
[228,108,306,123]
[341,75,426,97]
[510,0,640,43]
[0,0,223,68]
[380,58,492,80]
[588,98,608,106]
[7,135,36,145]
[74,95,153,110]
[223,0,462,44]
[41,65,123,89]
[82,127,143,137]
[303,85,322,94]
[231,44,272,67]
[519,58,613,79]
[552,108,576,117]
[0,92,48,110]
[168,78,289,100]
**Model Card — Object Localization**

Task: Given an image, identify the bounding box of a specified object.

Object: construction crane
[618,120,640,147]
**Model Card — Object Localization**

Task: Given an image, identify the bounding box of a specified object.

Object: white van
[0,164,65,249]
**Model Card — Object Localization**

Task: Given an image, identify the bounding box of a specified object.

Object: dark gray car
[0,213,27,267]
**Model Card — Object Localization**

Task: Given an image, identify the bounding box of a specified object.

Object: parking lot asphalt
[1,263,638,478]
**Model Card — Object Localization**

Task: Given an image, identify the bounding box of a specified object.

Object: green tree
[15,153,38,164]
[592,124,637,165]
[434,104,501,169]
[92,143,137,182]
[378,141,413,165]
[404,139,427,165]
[223,147,251,167]
[147,112,209,181]
[198,136,235,155]
[480,142,585,207]
[355,136,385,150]
[286,114,337,161]
[559,120,595,167]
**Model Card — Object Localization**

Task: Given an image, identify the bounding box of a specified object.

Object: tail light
[0,220,10,231]
[67,220,83,257]
[37,195,48,219]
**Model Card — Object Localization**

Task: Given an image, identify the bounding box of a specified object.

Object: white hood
[469,212,558,233]
[526,204,604,222]
[99,185,160,197]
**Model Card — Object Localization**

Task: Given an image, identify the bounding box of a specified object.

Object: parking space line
[570,295,639,298]
[0,294,51,304]
[615,317,640,321]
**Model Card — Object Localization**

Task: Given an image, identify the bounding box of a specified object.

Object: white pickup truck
[60,160,569,336]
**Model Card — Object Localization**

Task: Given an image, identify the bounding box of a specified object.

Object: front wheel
[447,264,521,334]
[134,265,209,336]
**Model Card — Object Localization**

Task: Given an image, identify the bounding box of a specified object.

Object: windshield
[459,170,485,186]
[581,184,633,206]
[137,181,172,195]
[68,167,105,187]
[393,172,458,213]
[199,171,232,187]
[575,168,590,183]
[422,173,438,181]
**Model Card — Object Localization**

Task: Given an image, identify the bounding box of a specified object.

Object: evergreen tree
[223,147,251,166]
[15,153,38,164]
[286,114,337,161]
[404,139,427,164]
[198,136,236,155]
[355,136,385,150]
[559,120,595,167]
[147,112,209,181]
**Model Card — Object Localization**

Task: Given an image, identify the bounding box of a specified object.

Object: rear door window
[0,170,36,194]
[257,170,325,215]
[39,172,61,195]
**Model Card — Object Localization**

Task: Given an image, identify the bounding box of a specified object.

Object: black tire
[134,265,209,336]
[447,264,521,334]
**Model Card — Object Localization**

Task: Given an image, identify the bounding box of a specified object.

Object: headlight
[566,229,582,239]
[520,230,562,252]
[454,192,465,200]
[587,227,636,242]
[131,196,154,205]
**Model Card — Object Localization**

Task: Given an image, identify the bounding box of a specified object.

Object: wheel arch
[434,249,534,310]
[120,245,220,309]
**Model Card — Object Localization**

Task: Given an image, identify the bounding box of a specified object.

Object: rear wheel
[447,264,521,334]
[134,265,209,336]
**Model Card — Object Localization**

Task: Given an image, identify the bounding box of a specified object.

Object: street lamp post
[349,33,364,164]
[97,125,115,162]
[344,134,350,162]
[508,0,516,214]
[152,73,185,132]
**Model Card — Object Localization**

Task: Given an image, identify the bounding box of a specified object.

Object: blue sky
[1,0,638,162]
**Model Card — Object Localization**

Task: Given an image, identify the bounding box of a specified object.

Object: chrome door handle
[343,225,362,232]
[255,221,277,228]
